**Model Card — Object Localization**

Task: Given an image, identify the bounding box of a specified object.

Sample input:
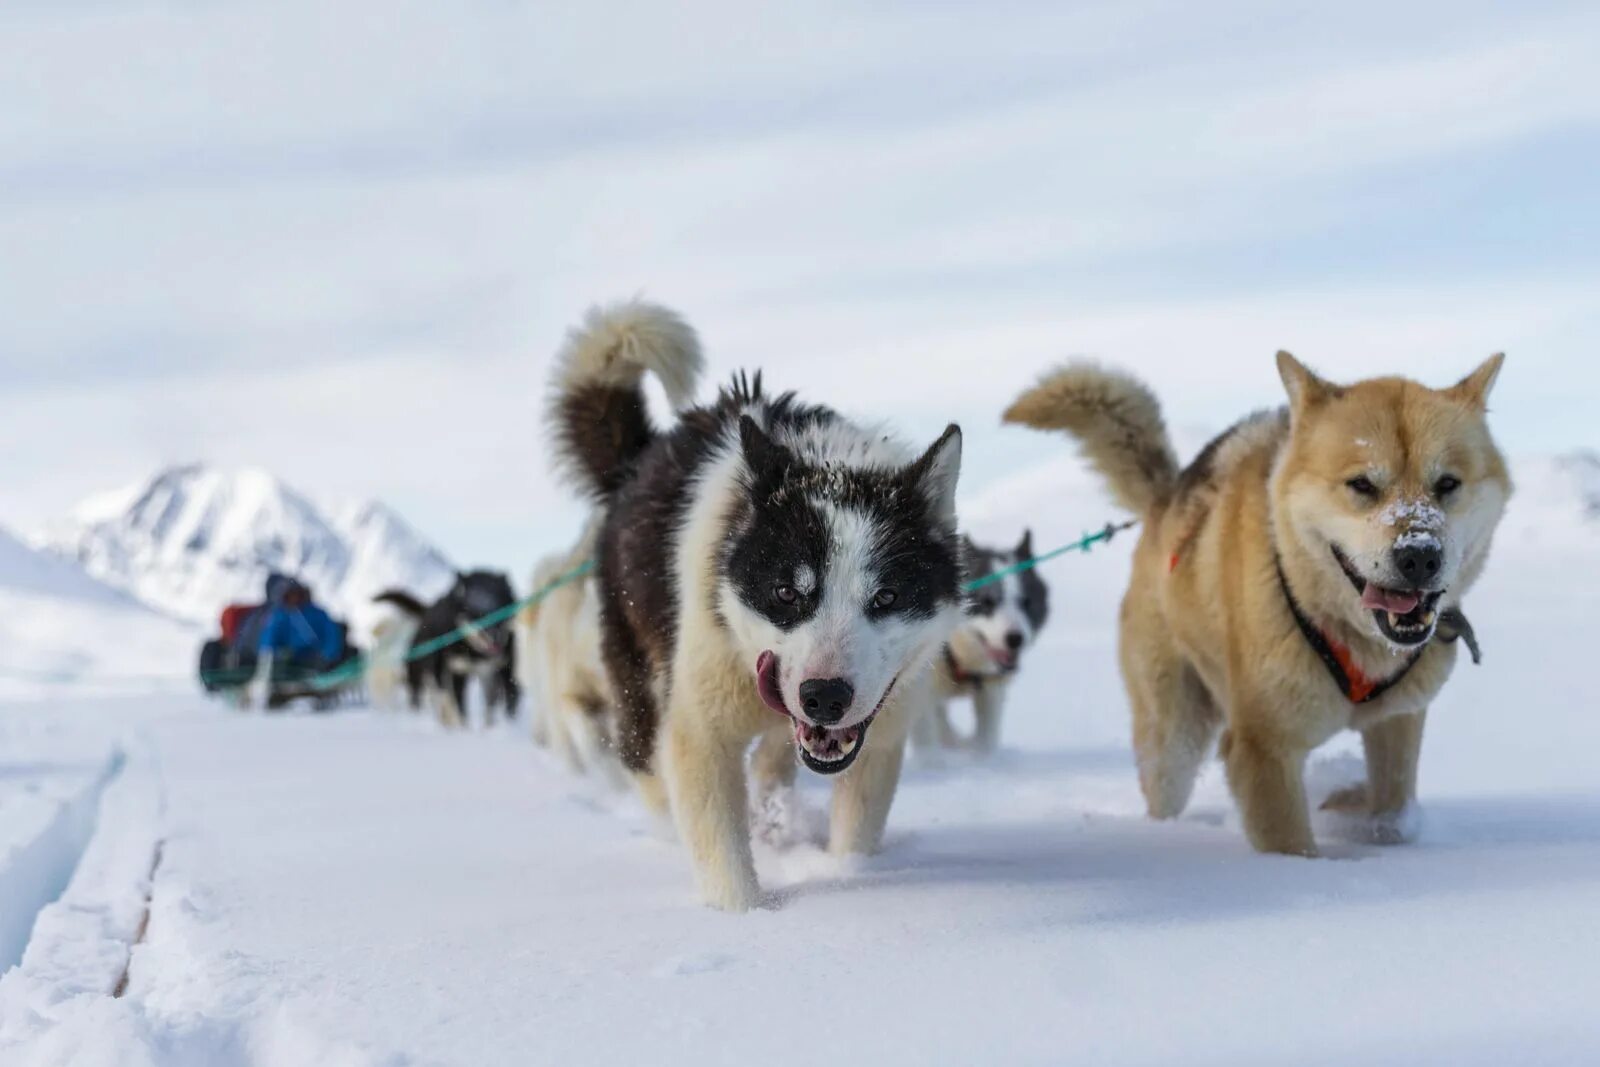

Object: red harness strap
[942,646,992,690]
[1322,632,1382,703]
[1168,524,1203,574]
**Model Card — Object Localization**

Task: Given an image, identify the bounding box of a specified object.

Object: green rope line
[962,519,1138,592]
[205,517,1134,697]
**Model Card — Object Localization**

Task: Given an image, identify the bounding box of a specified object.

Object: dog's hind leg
[1131,659,1219,819]
[598,606,673,819]
[1125,581,1219,818]
[543,695,585,774]
[567,694,629,789]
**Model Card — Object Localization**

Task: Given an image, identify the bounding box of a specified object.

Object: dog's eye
[1346,475,1379,498]
[774,584,798,605]
[1434,474,1462,496]
[872,588,898,609]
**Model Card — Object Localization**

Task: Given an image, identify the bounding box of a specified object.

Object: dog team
[396,298,1513,911]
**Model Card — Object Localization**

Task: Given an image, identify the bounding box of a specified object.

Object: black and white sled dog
[912,532,1050,755]
[550,299,967,911]
[373,571,520,729]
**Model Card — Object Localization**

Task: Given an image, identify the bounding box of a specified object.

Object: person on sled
[248,573,343,706]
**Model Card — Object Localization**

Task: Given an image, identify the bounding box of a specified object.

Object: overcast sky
[3,1,1596,569]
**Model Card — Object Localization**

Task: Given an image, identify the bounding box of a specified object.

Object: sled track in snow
[0,746,124,973]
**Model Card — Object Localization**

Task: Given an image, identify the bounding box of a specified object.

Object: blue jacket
[257,600,342,663]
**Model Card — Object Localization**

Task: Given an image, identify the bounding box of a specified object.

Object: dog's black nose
[1004,631,1025,651]
[798,677,854,724]
[1393,540,1443,585]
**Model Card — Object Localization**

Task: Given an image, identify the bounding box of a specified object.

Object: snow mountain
[38,465,456,627]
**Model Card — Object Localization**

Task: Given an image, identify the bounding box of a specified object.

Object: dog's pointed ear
[908,424,962,521]
[1448,353,1504,411]
[1276,351,1338,414]
[738,415,790,482]
[1016,528,1034,560]
[958,533,982,573]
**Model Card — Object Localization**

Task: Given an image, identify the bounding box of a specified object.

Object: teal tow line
[962,519,1137,592]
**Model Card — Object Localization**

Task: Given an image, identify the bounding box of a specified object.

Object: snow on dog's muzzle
[756,651,891,776]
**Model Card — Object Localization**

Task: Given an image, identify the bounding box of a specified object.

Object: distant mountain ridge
[37,465,456,626]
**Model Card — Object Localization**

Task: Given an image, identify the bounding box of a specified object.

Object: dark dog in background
[374,570,520,728]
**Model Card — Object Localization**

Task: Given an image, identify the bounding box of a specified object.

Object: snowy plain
[2,454,1599,1066]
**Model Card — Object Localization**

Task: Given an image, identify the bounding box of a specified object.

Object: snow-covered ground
[0,529,196,702]
[1,454,1598,1065]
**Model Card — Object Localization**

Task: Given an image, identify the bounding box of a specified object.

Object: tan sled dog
[1005,353,1509,854]
[517,518,622,785]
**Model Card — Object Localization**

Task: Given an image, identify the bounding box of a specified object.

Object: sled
[197,616,364,710]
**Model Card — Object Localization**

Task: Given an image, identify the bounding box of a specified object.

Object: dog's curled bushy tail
[1003,363,1179,516]
[373,589,428,617]
[548,299,704,499]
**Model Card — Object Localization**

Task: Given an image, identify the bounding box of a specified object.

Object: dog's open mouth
[983,643,1019,673]
[754,651,895,776]
[1332,546,1443,647]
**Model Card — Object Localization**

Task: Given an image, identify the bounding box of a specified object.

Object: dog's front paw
[1321,795,1423,846]
[698,868,762,913]
[1366,802,1423,846]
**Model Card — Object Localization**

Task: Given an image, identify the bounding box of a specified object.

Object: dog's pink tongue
[1361,586,1421,614]
[754,651,789,715]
